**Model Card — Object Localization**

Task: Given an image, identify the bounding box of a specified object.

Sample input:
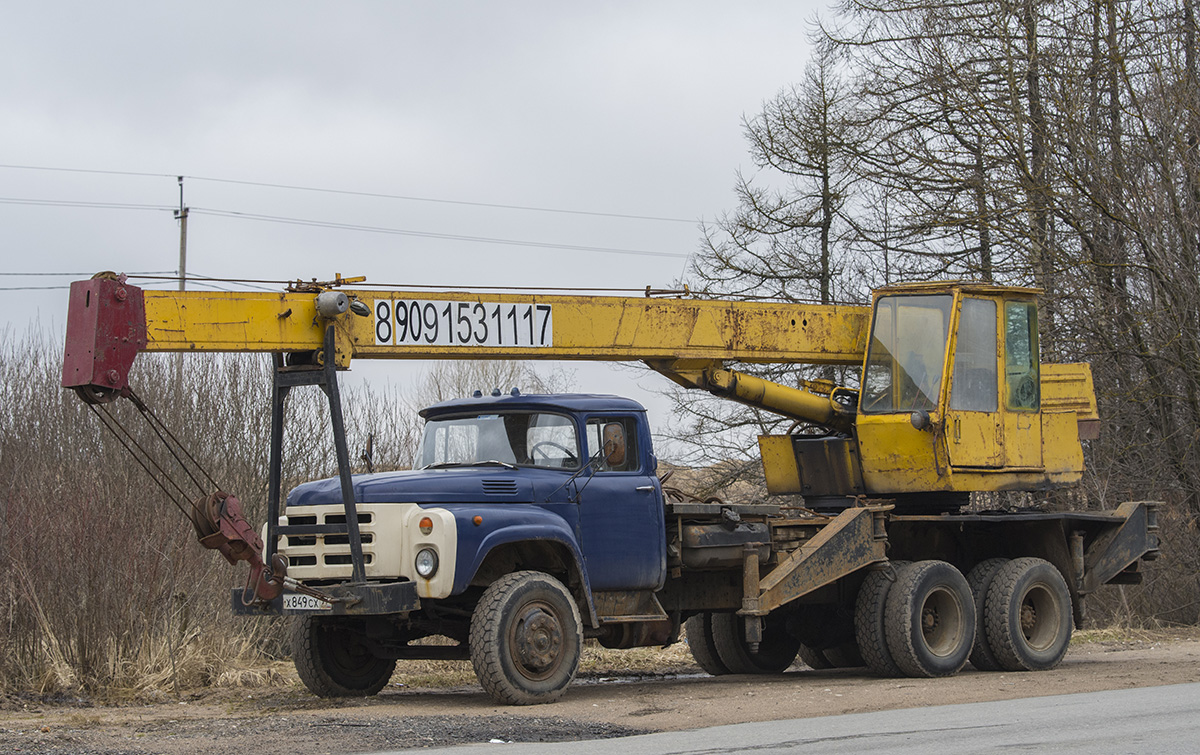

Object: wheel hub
[514,605,563,673]
[1020,599,1038,635]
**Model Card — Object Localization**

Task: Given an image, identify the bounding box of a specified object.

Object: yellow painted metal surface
[135,279,1097,497]
[759,435,804,494]
[143,289,871,364]
[855,412,946,493]
[652,362,855,430]
[143,290,327,352]
[1042,363,1100,429]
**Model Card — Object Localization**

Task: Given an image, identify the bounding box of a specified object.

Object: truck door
[946,297,1004,467]
[577,415,666,591]
[1002,300,1043,468]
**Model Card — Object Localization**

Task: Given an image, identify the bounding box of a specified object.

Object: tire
[854,561,910,677]
[469,571,583,705]
[685,613,730,676]
[822,639,865,668]
[966,558,1010,671]
[884,560,975,678]
[292,616,396,697]
[984,558,1073,671]
[798,643,833,670]
[711,613,800,674]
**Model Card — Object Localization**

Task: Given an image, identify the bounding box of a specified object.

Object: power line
[186,175,697,224]
[0,163,698,224]
[0,164,172,180]
[0,271,173,277]
[188,207,691,259]
[188,272,279,292]
[0,197,174,212]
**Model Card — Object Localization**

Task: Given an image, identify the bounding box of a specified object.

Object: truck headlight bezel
[415,548,439,578]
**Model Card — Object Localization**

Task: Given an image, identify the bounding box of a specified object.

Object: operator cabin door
[946,297,1004,467]
[577,416,666,591]
[1002,300,1042,468]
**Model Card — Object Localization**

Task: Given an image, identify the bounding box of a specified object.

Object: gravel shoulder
[3,632,1198,755]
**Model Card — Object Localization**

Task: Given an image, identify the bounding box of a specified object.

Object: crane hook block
[190,491,285,603]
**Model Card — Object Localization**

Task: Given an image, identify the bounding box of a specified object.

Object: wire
[186,175,697,224]
[0,197,174,212]
[0,271,174,276]
[125,273,687,294]
[188,272,280,292]
[0,164,172,180]
[0,271,175,291]
[0,163,698,224]
[189,207,691,259]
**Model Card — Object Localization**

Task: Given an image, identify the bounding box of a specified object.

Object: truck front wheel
[469,571,583,705]
[984,557,1073,671]
[292,616,397,697]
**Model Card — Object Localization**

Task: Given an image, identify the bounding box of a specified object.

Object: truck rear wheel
[984,557,1073,671]
[292,616,396,697]
[797,643,833,670]
[685,613,730,675]
[884,560,974,678]
[469,571,583,705]
[821,640,865,668]
[710,613,799,674]
[854,561,910,677]
[967,558,1010,671]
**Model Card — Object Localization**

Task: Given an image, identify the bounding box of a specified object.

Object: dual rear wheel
[854,560,976,678]
[974,557,1074,671]
[685,611,800,675]
[852,557,1072,678]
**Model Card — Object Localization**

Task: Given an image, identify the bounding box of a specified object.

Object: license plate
[282,592,332,612]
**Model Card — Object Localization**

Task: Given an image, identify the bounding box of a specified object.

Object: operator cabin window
[950,298,999,412]
[1005,301,1040,411]
[861,294,953,413]
[585,417,638,472]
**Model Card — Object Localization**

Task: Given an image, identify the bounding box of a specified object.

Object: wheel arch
[465,533,597,628]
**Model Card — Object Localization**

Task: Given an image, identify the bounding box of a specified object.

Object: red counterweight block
[62,276,147,400]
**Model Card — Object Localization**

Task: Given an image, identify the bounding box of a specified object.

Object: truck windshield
[418,412,580,470]
[861,294,953,414]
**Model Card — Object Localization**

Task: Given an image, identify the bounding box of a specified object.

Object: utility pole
[174,177,188,387]
[175,176,188,291]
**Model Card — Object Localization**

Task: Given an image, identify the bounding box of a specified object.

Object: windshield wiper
[472,459,518,469]
[424,459,517,470]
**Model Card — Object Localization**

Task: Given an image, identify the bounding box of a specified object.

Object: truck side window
[1005,301,1040,411]
[586,417,638,472]
[950,298,998,412]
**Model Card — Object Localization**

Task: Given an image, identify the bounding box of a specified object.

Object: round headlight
[415,548,439,578]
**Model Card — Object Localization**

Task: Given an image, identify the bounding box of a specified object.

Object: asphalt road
[381,682,1200,754]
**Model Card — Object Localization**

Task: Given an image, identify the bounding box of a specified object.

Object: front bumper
[231,580,420,616]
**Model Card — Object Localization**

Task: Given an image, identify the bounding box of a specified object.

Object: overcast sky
[1,2,825,434]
